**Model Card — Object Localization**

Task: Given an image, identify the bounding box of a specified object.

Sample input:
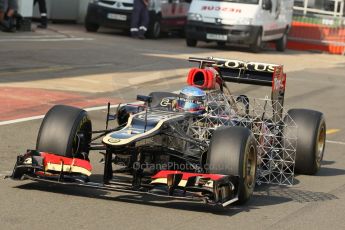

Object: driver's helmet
[178,86,206,113]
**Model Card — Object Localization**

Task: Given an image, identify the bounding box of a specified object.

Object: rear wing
[189,57,286,121]
[189,57,285,88]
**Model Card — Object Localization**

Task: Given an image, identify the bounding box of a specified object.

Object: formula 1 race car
[10,57,326,207]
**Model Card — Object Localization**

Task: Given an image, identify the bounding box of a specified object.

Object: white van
[185,0,293,51]
[85,0,190,38]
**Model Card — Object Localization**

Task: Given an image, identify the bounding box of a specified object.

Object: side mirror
[262,0,272,11]
[136,95,152,104]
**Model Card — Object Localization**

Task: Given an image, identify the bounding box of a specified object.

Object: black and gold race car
[10,57,326,207]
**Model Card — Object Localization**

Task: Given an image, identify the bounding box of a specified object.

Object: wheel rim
[72,119,91,158]
[316,123,326,168]
[245,145,256,188]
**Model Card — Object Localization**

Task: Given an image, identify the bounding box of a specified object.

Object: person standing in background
[0,0,18,32]
[0,0,4,23]
[34,0,47,28]
[130,0,149,39]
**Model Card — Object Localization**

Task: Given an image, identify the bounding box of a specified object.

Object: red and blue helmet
[178,86,206,113]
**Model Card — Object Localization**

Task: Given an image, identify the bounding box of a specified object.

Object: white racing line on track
[326,140,345,145]
[0,104,121,126]
[0,115,45,125]
[0,102,145,126]
[0,102,344,145]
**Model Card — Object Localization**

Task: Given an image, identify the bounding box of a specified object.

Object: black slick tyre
[36,105,92,159]
[284,109,326,175]
[207,126,257,204]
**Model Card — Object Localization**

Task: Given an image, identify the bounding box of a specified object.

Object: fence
[288,0,345,55]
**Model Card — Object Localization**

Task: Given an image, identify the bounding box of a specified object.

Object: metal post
[303,0,308,16]
[340,0,344,17]
[334,0,339,17]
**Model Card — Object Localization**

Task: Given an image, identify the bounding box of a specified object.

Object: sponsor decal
[108,138,121,143]
[212,59,279,73]
[272,66,286,92]
[137,113,169,120]
[201,6,241,13]
[160,98,172,107]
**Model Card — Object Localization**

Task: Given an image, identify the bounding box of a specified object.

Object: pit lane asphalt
[1,25,345,229]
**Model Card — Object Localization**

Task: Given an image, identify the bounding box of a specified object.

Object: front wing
[10,150,240,207]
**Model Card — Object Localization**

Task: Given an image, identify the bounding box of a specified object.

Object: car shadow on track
[13,175,338,216]
[316,166,345,176]
[321,160,336,166]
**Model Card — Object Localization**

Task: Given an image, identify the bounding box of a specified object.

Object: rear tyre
[207,126,257,204]
[276,32,287,52]
[85,21,99,32]
[186,38,197,47]
[250,30,262,53]
[36,105,92,159]
[284,109,326,175]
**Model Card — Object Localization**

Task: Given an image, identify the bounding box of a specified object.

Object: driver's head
[178,86,206,113]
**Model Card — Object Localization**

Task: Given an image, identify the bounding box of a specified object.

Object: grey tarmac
[0,24,345,230]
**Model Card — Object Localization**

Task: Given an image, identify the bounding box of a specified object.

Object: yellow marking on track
[326,129,340,135]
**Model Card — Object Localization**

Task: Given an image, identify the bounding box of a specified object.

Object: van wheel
[250,30,262,53]
[186,38,197,47]
[207,127,257,205]
[36,105,92,159]
[85,21,99,32]
[276,32,287,52]
[147,17,161,39]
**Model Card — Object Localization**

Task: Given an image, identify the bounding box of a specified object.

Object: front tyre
[285,109,326,175]
[36,105,92,159]
[207,127,257,204]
